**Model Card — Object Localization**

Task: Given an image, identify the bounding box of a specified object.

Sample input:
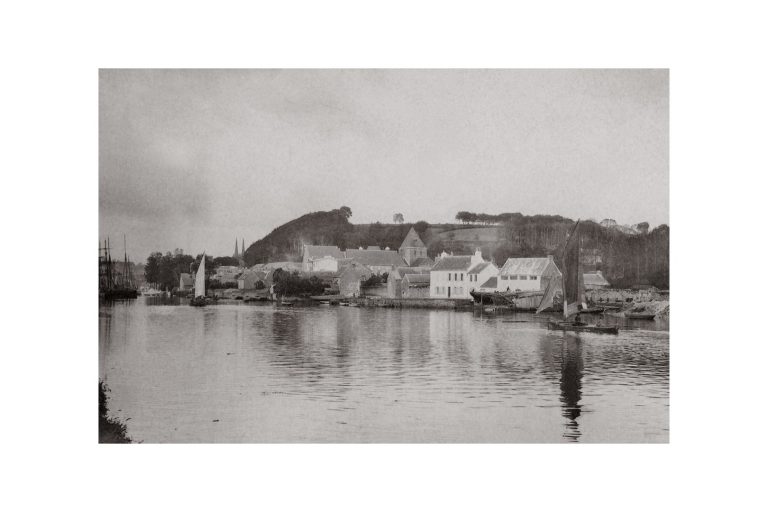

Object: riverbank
[99,381,131,443]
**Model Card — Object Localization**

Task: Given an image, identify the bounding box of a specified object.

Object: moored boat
[547,321,618,334]
[190,253,216,307]
[536,220,618,335]
[625,312,656,320]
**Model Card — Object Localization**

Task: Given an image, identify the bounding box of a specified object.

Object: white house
[496,256,561,293]
[302,245,345,272]
[467,260,499,293]
[430,249,491,299]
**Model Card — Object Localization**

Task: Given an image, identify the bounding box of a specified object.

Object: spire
[233,238,239,259]
[241,238,245,257]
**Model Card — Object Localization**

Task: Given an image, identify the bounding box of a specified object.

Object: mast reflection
[559,335,584,442]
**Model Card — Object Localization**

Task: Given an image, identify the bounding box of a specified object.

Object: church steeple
[233,238,240,259]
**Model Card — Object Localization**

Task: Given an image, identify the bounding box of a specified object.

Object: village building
[401,273,431,299]
[496,256,561,293]
[477,276,498,293]
[387,267,430,298]
[302,245,345,272]
[344,247,405,274]
[179,273,194,291]
[212,265,241,283]
[429,249,490,299]
[398,227,428,266]
[584,270,610,290]
[237,270,266,290]
[467,260,499,292]
[337,262,373,297]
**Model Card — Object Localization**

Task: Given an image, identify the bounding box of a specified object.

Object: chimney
[547,254,554,262]
[472,248,483,265]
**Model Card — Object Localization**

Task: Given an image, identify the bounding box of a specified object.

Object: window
[454,273,458,280]
[461,273,464,281]
[435,287,439,295]
[520,275,528,280]
[530,275,537,280]
[501,275,508,280]
[510,275,518,280]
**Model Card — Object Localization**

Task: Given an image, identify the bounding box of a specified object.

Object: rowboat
[625,312,656,320]
[547,322,619,334]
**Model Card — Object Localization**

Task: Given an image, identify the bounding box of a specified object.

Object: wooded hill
[243,208,669,289]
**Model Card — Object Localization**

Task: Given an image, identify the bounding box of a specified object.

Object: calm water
[99,298,669,443]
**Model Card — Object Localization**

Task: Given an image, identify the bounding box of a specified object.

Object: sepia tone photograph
[98,68,669,443]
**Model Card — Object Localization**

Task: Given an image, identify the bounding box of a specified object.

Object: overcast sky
[99,69,668,260]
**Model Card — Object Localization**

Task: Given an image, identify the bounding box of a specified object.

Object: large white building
[496,256,561,293]
[430,249,497,299]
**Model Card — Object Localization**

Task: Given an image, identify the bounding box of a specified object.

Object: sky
[99,69,668,260]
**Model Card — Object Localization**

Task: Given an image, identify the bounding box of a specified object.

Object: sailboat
[538,221,618,334]
[190,253,215,307]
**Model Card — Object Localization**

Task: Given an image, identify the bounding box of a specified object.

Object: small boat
[279,300,294,306]
[537,220,618,335]
[547,321,619,334]
[190,253,214,307]
[348,302,360,307]
[319,300,330,305]
[625,312,656,320]
[339,301,350,306]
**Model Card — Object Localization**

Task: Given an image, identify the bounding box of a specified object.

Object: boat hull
[625,313,656,320]
[547,321,619,334]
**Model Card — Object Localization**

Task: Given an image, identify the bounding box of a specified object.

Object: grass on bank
[99,380,131,443]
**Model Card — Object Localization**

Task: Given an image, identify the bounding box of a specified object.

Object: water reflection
[99,300,669,442]
[559,336,584,442]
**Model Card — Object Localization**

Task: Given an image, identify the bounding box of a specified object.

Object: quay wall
[352,297,474,309]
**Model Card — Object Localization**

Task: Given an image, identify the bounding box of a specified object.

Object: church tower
[233,238,240,259]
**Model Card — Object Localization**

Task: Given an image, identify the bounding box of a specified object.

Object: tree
[144,252,162,286]
[414,220,429,236]
[339,206,352,219]
[213,256,240,267]
[393,213,404,224]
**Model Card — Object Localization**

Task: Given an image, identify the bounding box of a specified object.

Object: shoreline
[99,381,131,443]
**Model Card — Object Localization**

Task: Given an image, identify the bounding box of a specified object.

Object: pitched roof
[468,261,493,274]
[479,277,498,289]
[391,267,426,279]
[403,273,431,285]
[584,272,610,287]
[431,255,473,271]
[344,249,405,268]
[338,263,373,280]
[409,256,434,268]
[399,227,426,249]
[500,257,558,276]
[304,245,344,260]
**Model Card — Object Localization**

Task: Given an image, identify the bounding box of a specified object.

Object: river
[99,298,669,443]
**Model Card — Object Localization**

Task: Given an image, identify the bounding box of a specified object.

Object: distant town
[106,208,668,316]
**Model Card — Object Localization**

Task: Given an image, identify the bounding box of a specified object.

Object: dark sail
[561,220,585,319]
[536,275,561,314]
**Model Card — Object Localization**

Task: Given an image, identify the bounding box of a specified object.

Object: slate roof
[479,277,498,289]
[431,255,473,271]
[499,258,559,276]
[409,256,434,268]
[468,261,493,274]
[304,245,344,260]
[403,273,431,286]
[344,249,405,268]
[399,227,426,249]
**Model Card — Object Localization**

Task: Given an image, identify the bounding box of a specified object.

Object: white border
[3,1,767,510]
